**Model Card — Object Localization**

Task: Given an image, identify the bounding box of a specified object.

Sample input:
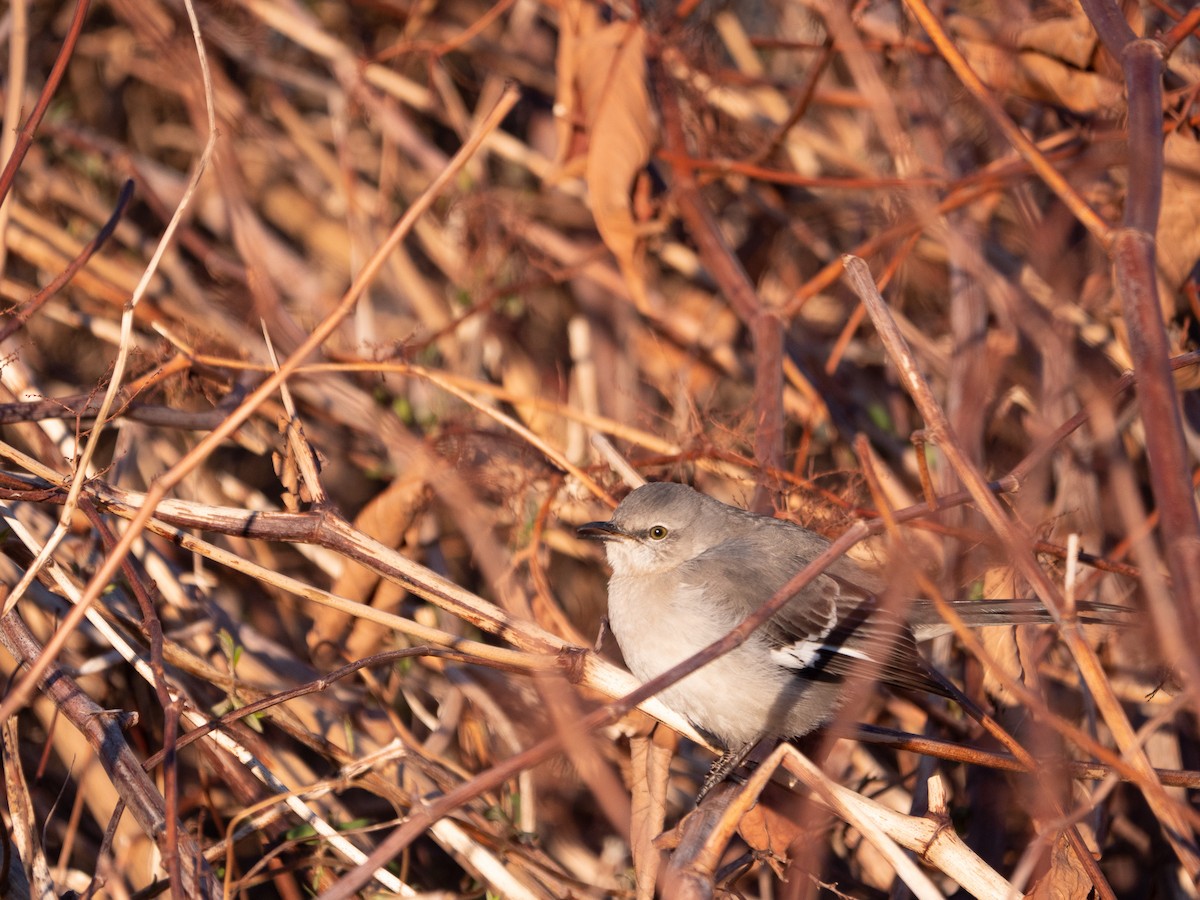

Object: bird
[577,481,1123,797]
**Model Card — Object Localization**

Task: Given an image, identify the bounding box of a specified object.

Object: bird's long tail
[906,598,1133,641]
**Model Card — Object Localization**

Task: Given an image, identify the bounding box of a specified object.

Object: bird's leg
[697,741,756,803]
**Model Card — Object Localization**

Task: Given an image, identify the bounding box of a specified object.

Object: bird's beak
[577,520,629,541]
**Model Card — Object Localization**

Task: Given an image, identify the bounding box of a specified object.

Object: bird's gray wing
[679,531,949,696]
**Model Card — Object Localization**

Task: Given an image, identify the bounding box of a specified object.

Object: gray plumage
[578,482,1119,753]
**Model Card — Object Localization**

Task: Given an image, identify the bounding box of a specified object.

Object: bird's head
[578,483,731,577]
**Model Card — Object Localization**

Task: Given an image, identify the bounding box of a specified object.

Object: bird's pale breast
[606,574,841,747]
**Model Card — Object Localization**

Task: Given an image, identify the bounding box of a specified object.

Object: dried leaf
[550,0,599,171]
[1017,13,1098,69]
[629,724,676,898]
[307,475,429,659]
[956,12,1121,115]
[1158,131,1200,305]
[736,783,801,874]
[1015,52,1123,115]
[1026,832,1094,900]
[575,20,657,308]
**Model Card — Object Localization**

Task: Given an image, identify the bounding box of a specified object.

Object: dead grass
[0,0,1198,897]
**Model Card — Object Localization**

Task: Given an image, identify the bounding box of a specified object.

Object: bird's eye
[648,525,669,540]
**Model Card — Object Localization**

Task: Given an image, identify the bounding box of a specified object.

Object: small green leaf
[867,402,893,432]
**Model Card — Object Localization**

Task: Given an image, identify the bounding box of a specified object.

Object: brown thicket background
[0,0,1198,897]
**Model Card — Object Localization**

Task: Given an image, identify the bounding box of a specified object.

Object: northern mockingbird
[578,481,1121,796]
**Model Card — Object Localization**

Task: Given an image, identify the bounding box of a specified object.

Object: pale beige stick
[590,433,645,492]
[2,721,53,897]
[74,475,706,742]
[781,747,1014,899]
[0,505,414,896]
[688,745,948,900]
[416,366,615,506]
[566,316,598,465]
[261,321,328,506]
[843,253,1199,880]
[0,0,28,277]
[140,516,554,675]
[180,354,760,485]
[1009,692,1192,895]
[663,743,952,898]
[0,450,546,672]
[237,0,560,188]
[901,0,1109,244]
[0,0,217,620]
[0,83,521,728]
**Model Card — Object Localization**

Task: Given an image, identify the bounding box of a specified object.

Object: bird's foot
[696,741,756,804]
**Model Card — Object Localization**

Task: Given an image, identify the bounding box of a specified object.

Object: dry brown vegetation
[0,0,1199,897]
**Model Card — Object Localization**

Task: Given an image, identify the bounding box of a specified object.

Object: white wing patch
[771,587,843,670]
[771,640,872,671]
